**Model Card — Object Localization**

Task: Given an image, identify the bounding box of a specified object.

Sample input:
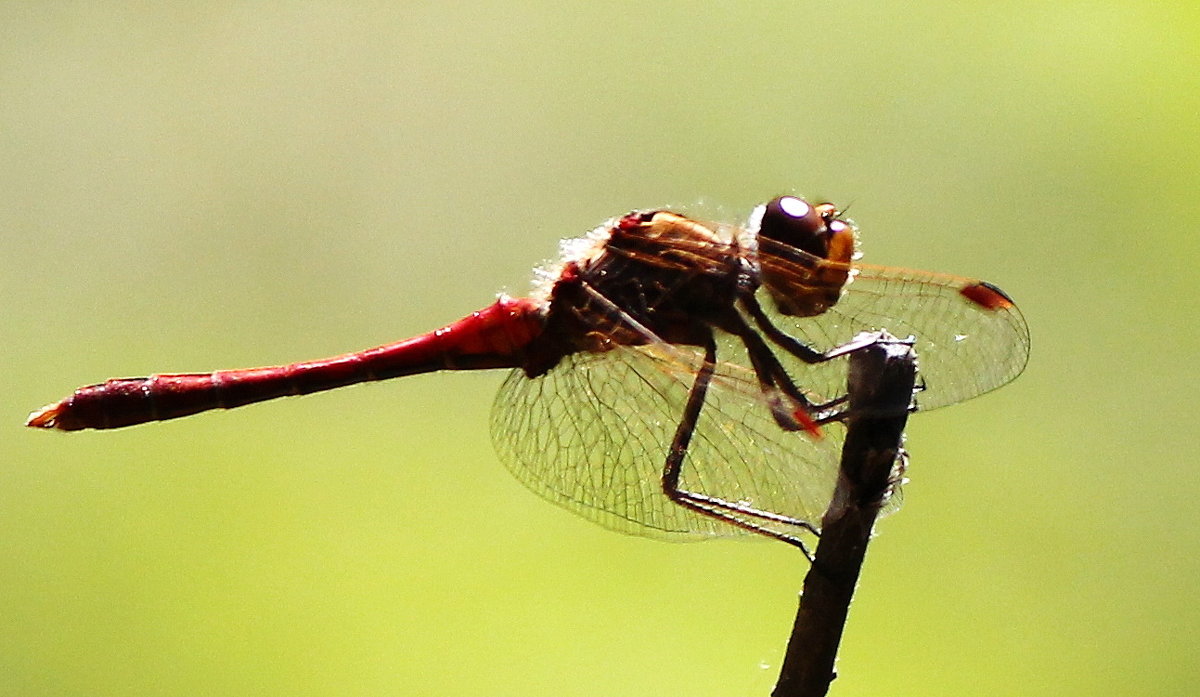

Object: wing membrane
[757,262,1029,411]
[490,343,843,542]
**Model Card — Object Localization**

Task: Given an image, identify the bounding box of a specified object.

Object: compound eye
[758,196,828,257]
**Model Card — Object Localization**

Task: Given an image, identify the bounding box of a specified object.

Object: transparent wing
[759,263,1030,411]
[490,340,845,542]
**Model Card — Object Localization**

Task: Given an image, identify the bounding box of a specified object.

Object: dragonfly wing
[490,343,844,542]
[759,265,1030,411]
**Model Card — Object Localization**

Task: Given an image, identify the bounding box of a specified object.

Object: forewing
[490,342,844,542]
[759,263,1030,411]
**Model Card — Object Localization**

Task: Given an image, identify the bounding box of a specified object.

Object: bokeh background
[3,3,1197,696]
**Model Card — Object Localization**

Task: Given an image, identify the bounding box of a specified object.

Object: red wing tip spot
[26,402,63,429]
[960,281,1015,310]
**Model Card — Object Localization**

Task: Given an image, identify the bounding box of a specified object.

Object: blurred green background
[3,3,1197,696]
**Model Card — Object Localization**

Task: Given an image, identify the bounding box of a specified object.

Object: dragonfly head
[754,196,857,317]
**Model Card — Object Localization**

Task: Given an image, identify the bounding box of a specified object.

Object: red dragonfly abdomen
[28,296,546,431]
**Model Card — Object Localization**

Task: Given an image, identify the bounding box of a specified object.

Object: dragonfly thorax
[519,210,746,378]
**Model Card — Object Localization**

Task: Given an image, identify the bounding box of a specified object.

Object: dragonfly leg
[739,292,827,363]
[740,292,895,365]
[811,389,920,426]
[717,310,824,432]
[739,295,922,421]
[661,334,819,558]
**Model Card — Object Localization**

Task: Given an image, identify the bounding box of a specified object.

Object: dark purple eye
[758,196,828,257]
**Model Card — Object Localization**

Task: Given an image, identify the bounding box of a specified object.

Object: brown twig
[772,332,917,697]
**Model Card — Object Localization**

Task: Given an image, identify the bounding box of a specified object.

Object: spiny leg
[660,333,819,557]
[739,292,826,364]
[719,309,824,431]
[740,292,883,366]
[738,292,886,418]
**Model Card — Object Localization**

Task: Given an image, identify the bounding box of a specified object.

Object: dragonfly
[27,196,1029,552]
